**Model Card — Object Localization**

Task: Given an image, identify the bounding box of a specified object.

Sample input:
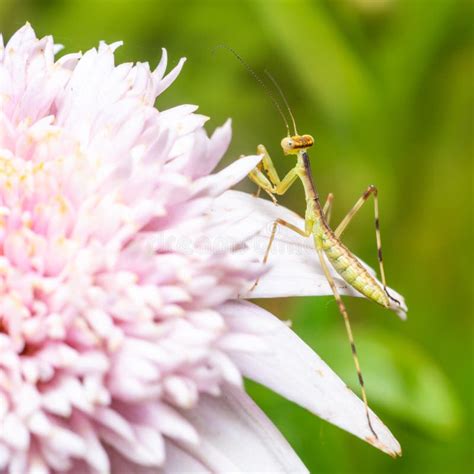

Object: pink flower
[0,24,406,473]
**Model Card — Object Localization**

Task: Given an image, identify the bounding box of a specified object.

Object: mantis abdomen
[316,229,390,308]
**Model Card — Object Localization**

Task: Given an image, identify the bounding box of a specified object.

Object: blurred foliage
[296,301,462,437]
[1,0,472,472]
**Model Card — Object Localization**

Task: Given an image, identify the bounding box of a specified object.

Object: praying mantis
[240,67,406,440]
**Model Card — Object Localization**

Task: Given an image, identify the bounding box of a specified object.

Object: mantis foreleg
[248,145,300,201]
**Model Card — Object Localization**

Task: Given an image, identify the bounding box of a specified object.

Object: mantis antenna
[213,44,291,137]
[264,69,298,136]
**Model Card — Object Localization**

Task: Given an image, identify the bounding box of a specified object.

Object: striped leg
[323,193,334,224]
[316,246,378,439]
[334,185,399,304]
[250,217,312,291]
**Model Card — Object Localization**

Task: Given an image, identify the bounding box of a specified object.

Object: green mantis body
[249,133,402,439]
[216,44,404,443]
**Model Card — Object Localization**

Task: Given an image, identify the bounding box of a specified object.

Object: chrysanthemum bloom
[0,24,407,473]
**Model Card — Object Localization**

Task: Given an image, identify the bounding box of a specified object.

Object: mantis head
[280,134,315,156]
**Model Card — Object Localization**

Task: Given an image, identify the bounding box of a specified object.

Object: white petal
[192,155,263,198]
[153,48,168,82]
[73,416,110,473]
[0,444,8,470]
[134,425,165,466]
[2,413,29,449]
[53,43,63,55]
[99,426,158,467]
[182,386,308,473]
[221,300,402,457]
[48,427,86,457]
[213,191,407,319]
[162,441,211,473]
[217,333,268,353]
[42,388,72,417]
[195,119,232,177]
[8,451,28,474]
[110,450,162,474]
[28,411,51,436]
[209,351,243,386]
[144,402,199,446]
[94,407,135,442]
[155,57,186,97]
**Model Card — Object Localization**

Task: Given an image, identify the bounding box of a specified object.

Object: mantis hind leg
[323,193,334,223]
[249,217,311,291]
[316,246,379,440]
[250,191,332,292]
[334,185,399,305]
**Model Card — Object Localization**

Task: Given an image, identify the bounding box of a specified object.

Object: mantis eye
[280,137,294,151]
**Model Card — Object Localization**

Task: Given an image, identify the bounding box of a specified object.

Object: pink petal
[181,386,308,473]
[221,300,402,457]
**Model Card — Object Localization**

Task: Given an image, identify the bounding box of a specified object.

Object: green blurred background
[1,0,472,472]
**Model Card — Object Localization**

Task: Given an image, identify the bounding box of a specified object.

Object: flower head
[0,24,405,473]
